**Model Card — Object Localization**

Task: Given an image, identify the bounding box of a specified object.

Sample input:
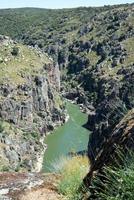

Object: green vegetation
[52,156,89,200]
[0,7,113,39]
[0,120,37,141]
[54,93,63,109]
[122,37,134,65]
[54,152,134,200]
[0,121,15,135]
[0,162,10,172]
[0,38,51,85]
[0,5,130,49]
[0,121,4,132]
[23,131,40,142]
[11,46,19,56]
[91,152,134,200]
[0,4,133,85]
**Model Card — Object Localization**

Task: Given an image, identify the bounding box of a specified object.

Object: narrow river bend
[43,101,90,172]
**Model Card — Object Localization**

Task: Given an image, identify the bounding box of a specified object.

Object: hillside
[0,6,124,39]
[0,35,65,172]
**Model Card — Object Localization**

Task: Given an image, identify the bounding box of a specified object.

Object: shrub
[52,155,89,200]
[90,152,134,200]
[11,47,19,56]
[0,122,3,132]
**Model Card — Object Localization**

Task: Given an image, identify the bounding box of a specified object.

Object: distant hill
[0,4,132,43]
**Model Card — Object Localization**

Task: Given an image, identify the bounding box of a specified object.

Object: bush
[52,155,89,200]
[0,121,4,132]
[90,152,134,200]
[11,47,19,56]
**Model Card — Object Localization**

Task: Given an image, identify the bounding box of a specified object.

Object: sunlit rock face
[0,36,65,172]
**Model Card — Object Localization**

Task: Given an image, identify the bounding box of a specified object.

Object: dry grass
[0,41,51,85]
[54,155,89,200]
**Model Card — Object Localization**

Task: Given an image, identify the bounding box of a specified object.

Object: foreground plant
[90,152,134,200]
[52,155,89,200]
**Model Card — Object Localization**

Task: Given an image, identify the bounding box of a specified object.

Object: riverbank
[35,109,70,172]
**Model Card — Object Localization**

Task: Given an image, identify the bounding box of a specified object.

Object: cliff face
[87,65,134,163]
[84,108,134,187]
[54,5,134,167]
[44,5,134,185]
[0,36,65,172]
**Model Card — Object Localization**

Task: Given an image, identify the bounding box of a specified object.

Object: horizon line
[0,2,133,10]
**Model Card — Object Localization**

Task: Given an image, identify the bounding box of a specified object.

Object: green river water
[43,101,90,172]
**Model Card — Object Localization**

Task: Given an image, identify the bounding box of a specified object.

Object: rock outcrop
[0,172,62,200]
[87,65,134,162]
[84,108,134,186]
[0,36,66,172]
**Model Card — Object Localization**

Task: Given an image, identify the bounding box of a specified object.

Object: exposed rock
[0,172,62,200]
[87,65,134,163]
[0,37,66,172]
[78,24,93,36]
[84,108,134,185]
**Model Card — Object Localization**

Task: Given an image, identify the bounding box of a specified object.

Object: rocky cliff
[0,35,66,172]
[52,5,134,167]
[84,108,134,186]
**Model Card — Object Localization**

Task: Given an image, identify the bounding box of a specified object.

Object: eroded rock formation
[0,36,66,172]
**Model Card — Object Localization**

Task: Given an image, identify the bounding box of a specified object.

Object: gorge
[0,2,134,200]
[43,101,90,172]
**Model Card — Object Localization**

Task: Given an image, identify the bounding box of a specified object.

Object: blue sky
[0,0,133,9]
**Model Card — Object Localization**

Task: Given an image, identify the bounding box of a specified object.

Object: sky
[0,0,133,9]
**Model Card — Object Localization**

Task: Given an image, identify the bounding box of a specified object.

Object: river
[42,101,90,172]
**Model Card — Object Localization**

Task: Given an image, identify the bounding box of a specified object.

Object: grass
[90,151,134,200]
[122,38,134,65]
[51,144,134,200]
[0,40,51,85]
[86,51,100,66]
[51,155,89,200]
[54,93,63,110]
[0,121,15,135]
[0,7,111,39]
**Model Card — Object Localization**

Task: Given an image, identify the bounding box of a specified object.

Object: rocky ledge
[0,172,62,200]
